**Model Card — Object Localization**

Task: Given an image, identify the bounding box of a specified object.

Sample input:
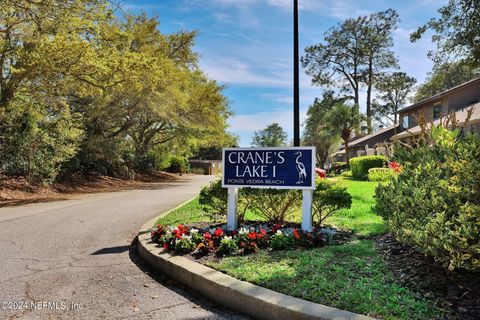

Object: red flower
[203,232,212,240]
[176,224,189,235]
[315,168,326,178]
[175,233,182,240]
[293,227,300,240]
[389,161,402,173]
[231,230,238,236]
[214,228,224,237]
[248,232,257,240]
[163,243,169,250]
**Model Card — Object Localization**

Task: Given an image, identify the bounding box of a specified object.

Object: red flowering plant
[388,161,402,173]
[236,227,259,253]
[150,222,344,257]
[315,168,327,178]
[150,224,166,243]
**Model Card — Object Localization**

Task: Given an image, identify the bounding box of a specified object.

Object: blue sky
[122,0,447,146]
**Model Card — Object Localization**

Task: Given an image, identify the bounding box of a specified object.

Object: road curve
[0,175,247,320]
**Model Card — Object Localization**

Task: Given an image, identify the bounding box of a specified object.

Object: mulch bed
[375,233,480,320]
[0,171,180,207]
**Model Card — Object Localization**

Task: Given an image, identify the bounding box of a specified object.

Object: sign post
[227,187,238,230]
[222,147,316,231]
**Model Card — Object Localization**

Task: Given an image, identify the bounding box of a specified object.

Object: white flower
[190,229,199,234]
[223,236,232,241]
[276,230,283,235]
[238,227,249,235]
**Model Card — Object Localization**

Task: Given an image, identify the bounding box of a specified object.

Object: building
[332,125,399,163]
[332,77,480,164]
[393,77,480,140]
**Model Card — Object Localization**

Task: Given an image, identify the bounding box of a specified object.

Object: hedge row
[349,156,387,180]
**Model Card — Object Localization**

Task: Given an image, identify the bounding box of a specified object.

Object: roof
[348,125,399,147]
[392,103,480,139]
[397,77,480,114]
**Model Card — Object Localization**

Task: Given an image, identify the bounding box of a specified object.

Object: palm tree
[326,103,365,165]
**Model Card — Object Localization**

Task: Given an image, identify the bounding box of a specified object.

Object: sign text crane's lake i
[222,147,315,189]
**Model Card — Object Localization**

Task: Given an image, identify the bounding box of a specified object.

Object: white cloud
[201,57,292,87]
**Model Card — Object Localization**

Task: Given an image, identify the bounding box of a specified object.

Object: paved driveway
[0,175,247,319]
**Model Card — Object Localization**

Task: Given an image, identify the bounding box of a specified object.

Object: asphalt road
[0,175,247,320]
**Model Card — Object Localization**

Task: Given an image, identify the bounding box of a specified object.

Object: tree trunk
[344,138,350,167]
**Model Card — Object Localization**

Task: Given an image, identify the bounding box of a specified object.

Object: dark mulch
[0,171,180,207]
[376,233,480,320]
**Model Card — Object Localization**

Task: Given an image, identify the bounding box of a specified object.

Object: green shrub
[199,178,228,220]
[341,170,352,178]
[243,188,301,223]
[312,179,352,227]
[376,127,480,270]
[349,156,387,180]
[367,168,396,182]
[167,156,189,174]
[0,103,82,184]
[199,178,251,222]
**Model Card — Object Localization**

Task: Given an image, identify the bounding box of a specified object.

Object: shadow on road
[128,236,249,320]
[91,245,131,255]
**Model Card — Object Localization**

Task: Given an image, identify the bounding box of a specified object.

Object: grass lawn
[155,197,210,226]
[153,177,442,319]
[325,177,387,237]
[205,241,441,319]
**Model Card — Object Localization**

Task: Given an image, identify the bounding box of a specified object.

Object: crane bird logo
[294,151,307,184]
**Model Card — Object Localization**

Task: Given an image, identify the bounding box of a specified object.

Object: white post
[227,188,238,231]
[301,190,313,232]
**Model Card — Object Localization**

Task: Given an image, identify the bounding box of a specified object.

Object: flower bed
[150,222,351,257]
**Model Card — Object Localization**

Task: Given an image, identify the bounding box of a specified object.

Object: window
[433,104,442,120]
[402,115,409,128]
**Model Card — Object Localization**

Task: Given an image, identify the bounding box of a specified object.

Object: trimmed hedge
[349,156,387,180]
[375,127,480,270]
[368,168,396,182]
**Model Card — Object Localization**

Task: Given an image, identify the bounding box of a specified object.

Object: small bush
[199,178,228,220]
[376,127,480,270]
[367,168,396,182]
[341,170,352,178]
[243,188,301,223]
[312,179,352,227]
[167,156,189,174]
[349,156,387,180]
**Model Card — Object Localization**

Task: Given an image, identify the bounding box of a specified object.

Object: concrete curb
[138,215,375,320]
